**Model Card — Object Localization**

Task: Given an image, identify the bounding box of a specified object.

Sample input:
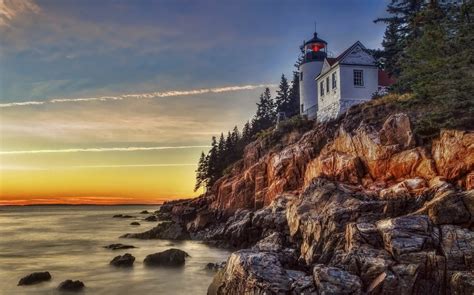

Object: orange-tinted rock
[432,130,474,185]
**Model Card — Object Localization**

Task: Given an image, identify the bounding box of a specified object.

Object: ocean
[0,205,230,294]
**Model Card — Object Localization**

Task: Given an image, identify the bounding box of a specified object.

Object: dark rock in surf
[104,243,136,250]
[143,248,189,267]
[18,271,51,286]
[130,222,140,226]
[58,280,85,291]
[110,253,135,267]
[140,210,150,214]
[144,215,158,222]
[113,214,134,218]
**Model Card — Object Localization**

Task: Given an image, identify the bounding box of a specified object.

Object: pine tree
[288,71,300,117]
[242,121,252,142]
[375,0,426,78]
[194,152,207,191]
[252,87,276,133]
[275,74,291,115]
[206,136,219,186]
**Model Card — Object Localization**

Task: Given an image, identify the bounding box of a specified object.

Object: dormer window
[353,70,364,86]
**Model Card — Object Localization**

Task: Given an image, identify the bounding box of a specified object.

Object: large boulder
[208,249,310,295]
[313,264,362,295]
[287,179,385,265]
[110,253,135,267]
[432,130,474,187]
[450,271,474,295]
[18,272,51,286]
[143,248,189,267]
[120,221,189,240]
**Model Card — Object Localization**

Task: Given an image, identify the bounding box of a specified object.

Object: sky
[0,0,388,205]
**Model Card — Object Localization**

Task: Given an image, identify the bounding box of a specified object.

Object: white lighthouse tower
[299,31,328,119]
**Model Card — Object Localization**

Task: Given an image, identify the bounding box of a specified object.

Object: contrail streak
[0,84,275,108]
[0,145,210,155]
[0,163,197,171]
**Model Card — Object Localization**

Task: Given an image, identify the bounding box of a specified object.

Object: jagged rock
[432,130,474,186]
[208,250,292,294]
[18,272,52,285]
[130,222,140,226]
[450,271,474,295]
[440,225,474,271]
[376,215,439,261]
[58,280,85,291]
[287,179,385,265]
[416,187,472,225]
[313,264,362,295]
[103,243,136,250]
[120,221,189,240]
[252,232,284,252]
[143,249,189,267]
[110,253,135,267]
[140,210,150,214]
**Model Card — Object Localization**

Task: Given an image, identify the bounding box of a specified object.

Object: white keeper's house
[298,31,394,122]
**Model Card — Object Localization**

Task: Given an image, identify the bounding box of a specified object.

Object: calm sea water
[0,205,230,295]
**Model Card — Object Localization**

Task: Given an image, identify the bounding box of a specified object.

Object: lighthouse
[299,31,327,119]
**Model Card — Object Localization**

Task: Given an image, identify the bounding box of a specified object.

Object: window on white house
[300,72,303,81]
[332,72,337,89]
[301,104,304,113]
[326,77,330,93]
[320,81,324,96]
[353,70,364,86]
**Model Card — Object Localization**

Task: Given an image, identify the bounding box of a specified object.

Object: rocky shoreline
[122,113,473,294]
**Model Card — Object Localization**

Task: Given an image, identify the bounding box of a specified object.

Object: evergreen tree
[194,152,207,191]
[275,74,291,115]
[399,1,473,102]
[206,136,219,185]
[242,121,252,142]
[375,0,426,78]
[288,71,300,117]
[252,88,276,133]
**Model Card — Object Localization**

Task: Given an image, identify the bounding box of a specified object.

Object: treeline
[375,0,473,101]
[194,73,300,191]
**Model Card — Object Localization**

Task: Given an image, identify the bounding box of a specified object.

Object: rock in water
[140,210,150,214]
[18,272,51,285]
[143,249,189,267]
[120,221,189,240]
[130,222,140,226]
[103,243,136,250]
[58,280,85,291]
[144,215,158,222]
[113,214,134,218]
[110,253,135,267]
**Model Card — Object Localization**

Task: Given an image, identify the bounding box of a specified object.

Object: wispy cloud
[0,0,40,27]
[0,83,275,108]
[0,145,210,155]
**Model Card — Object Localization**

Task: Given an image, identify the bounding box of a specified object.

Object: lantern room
[300,32,327,63]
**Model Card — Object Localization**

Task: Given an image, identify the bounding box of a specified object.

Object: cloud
[0,83,275,108]
[0,0,40,27]
[0,145,210,155]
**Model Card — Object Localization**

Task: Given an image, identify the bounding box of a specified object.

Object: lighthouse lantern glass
[306,42,325,53]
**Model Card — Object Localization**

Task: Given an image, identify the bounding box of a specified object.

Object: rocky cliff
[124,110,473,294]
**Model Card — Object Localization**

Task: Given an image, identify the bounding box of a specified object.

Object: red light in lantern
[310,43,325,52]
